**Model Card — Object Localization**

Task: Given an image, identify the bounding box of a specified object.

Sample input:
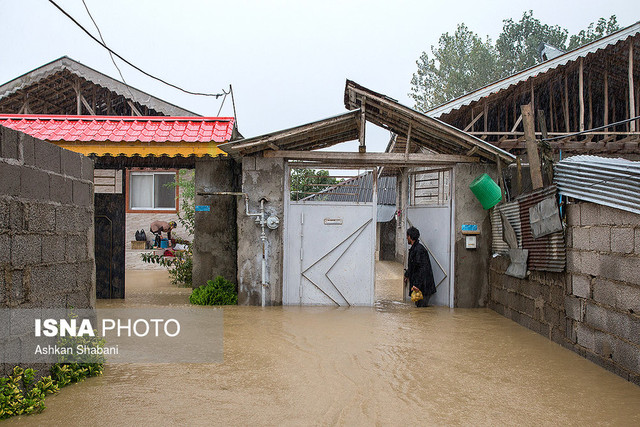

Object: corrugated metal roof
[554,155,640,215]
[427,21,640,118]
[491,201,522,254]
[516,186,566,272]
[302,172,396,205]
[0,56,196,116]
[0,115,234,143]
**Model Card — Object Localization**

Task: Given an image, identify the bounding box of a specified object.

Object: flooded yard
[7,266,640,426]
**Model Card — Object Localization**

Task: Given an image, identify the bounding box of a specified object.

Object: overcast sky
[1,0,638,152]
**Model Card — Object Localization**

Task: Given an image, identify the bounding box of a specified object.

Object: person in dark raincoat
[404,226,436,307]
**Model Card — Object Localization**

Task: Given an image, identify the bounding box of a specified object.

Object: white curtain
[130,174,153,208]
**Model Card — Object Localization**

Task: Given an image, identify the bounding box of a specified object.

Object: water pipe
[196,191,273,307]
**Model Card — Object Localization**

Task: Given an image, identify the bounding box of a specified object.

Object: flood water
[7,264,640,426]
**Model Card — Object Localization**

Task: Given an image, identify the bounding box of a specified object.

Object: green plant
[50,363,103,388]
[190,276,238,305]
[0,366,58,420]
[141,246,192,287]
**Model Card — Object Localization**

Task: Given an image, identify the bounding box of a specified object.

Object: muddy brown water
[7,264,640,426]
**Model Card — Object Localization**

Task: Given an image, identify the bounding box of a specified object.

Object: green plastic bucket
[469,173,501,209]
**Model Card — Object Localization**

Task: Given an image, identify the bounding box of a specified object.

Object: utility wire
[542,115,640,141]
[49,0,226,98]
[80,0,134,101]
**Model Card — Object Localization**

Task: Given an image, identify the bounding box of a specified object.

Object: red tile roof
[0,115,235,143]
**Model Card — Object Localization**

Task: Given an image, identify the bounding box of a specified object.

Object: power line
[80,0,134,100]
[48,0,227,98]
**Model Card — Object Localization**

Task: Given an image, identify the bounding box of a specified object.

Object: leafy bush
[190,276,238,305]
[50,363,103,388]
[0,367,58,420]
[141,247,192,287]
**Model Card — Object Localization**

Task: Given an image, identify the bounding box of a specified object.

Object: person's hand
[411,286,419,292]
[403,276,408,284]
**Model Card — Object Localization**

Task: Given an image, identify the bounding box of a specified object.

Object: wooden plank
[629,41,636,132]
[262,150,479,164]
[405,121,412,155]
[463,110,483,132]
[510,114,523,132]
[128,100,142,117]
[579,58,585,132]
[80,94,95,115]
[564,73,570,132]
[359,98,366,153]
[484,101,488,133]
[521,104,544,189]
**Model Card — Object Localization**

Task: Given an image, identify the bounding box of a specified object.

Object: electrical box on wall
[465,235,477,249]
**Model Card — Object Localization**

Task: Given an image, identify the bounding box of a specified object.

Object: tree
[567,16,619,50]
[495,10,568,76]
[290,169,340,201]
[410,24,500,111]
[410,12,621,111]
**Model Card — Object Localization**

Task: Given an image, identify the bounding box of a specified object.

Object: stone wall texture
[489,201,640,386]
[1,127,95,376]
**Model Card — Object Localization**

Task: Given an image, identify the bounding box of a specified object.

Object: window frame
[125,168,179,214]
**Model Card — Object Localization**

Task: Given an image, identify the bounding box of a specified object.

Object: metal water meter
[266,215,280,230]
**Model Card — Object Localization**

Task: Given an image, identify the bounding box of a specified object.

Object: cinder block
[589,226,611,252]
[242,157,256,171]
[611,227,634,254]
[604,206,640,227]
[565,295,583,321]
[19,133,35,166]
[0,127,20,160]
[571,274,591,299]
[41,235,66,263]
[11,234,41,268]
[0,198,8,230]
[0,234,8,264]
[66,292,90,309]
[60,149,82,179]
[8,200,24,231]
[566,203,580,227]
[635,229,640,255]
[584,301,607,331]
[0,162,21,196]
[34,140,61,174]
[8,268,25,305]
[26,202,56,231]
[50,174,73,205]
[55,205,79,233]
[20,167,50,201]
[593,278,616,307]
[64,235,87,262]
[566,318,577,343]
[80,155,94,182]
[612,335,640,373]
[28,265,59,308]
[576,322,595,351]
[580,203,600,226]
[616,284,640,315]
[566,249,582,273]
[72,180,92,206]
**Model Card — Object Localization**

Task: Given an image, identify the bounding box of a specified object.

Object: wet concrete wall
[236,156,284,305]
[1,127,95,376]
[489,202,640,385]
[192,158,239,289]
[453,163,497,308]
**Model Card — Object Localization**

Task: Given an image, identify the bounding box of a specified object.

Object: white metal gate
[284,168,376,306]
[405,168,453,307]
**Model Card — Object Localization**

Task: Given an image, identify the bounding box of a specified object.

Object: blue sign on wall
[195,205,211,212]
[461,224,478,232]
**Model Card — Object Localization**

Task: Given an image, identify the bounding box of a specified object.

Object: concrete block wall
[236,156,284,305]
[489,256,567,343]
[564,203,640,385]
[1,127,95,376]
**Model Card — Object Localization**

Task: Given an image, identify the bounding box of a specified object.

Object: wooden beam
[405,121,412,156]
[262,150,479,165]
[75,79,81,115]
[588,72,593,130]
[521,104,544,189]
[564,73,570,132]
[463,111,484,132]
[127,100,142,116]
[359,98,366,153]
[496,154,505,201]
[579,58,585,132]
[604,70,609,133]
[466,146,479,156]
[80,94,95,115]
[516,156,522,195]
[510,114,523,132]
[484,102,488,133]
[629,41,636,132]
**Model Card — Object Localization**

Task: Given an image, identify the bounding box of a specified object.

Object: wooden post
[604,71,609,128]
[75,79,81,115]
[548,81,555,132]
[579,58,585,131]
[359,98,366,153]
[564,73,570,132]
[405,121,412,156]
[521,104,544,189]
[516,157,523,196]
[496,154,505,201]
[588,72,593,129]
[538,110,553,184]
[530,80,535,110]
[630,41,636,132]
[484,101,488,134]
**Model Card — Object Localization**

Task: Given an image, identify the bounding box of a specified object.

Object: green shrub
[190,276,238,305]
[0,367,58,420]
[141,244,193,288]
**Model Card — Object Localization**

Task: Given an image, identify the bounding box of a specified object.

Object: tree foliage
[290,168,340,201]
[410,11,621,111]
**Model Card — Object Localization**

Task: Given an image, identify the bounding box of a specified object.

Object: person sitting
[150,220,177,247]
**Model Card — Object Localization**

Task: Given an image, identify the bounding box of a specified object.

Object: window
[129,171,177,211]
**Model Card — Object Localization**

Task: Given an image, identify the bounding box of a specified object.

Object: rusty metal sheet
[491,201,522,254]
[516,186,566,272]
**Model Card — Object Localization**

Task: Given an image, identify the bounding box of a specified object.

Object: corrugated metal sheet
[491,201,522,254]
[554,155,640,215]
[0,115,234,143]
[427,21,640,118]
[516,186,566,272]
[303,172,396,205]
[0,56,196,116]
